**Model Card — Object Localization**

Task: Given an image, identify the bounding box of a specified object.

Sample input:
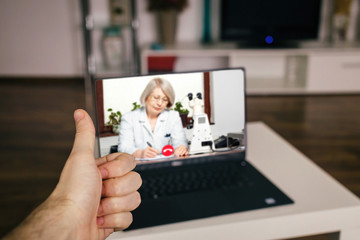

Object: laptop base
[128,160,293,230]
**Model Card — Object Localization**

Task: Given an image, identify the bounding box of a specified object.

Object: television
[220,0,322,47]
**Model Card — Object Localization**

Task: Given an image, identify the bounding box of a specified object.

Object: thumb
[71,109,95,156]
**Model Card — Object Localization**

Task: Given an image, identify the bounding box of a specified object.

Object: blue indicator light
[265,35,274,44]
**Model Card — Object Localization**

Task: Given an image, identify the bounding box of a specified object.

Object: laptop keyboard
[138,161,255,200]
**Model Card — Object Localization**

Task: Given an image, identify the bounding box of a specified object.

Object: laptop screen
[95,68,246,165]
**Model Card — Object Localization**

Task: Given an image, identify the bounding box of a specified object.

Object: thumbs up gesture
[4,109,142,240]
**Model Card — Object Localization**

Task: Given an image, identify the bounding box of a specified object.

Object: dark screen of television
[220,0,322,42]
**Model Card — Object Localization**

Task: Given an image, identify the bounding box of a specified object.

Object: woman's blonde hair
[140,78,175,108]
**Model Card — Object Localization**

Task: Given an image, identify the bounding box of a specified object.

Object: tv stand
[141,42,360,94]
[235,40,300,49]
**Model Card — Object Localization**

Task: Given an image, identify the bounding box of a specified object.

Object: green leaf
[173,101,188,114]
[107,108,122,125]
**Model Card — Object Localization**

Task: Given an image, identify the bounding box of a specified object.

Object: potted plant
[147,0,189,46]
[106,108,122,134]
[173,101,189,127]
[131,102,141,111]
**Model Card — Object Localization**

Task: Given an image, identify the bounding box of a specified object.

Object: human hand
[57,109,142,239]
[4,109,142,240]
[174,145,188,157]
[133,147,159,159]
[96,152,142,232]
[142,147,159,158]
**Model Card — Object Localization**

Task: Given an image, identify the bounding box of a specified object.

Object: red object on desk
[162,145,174,156]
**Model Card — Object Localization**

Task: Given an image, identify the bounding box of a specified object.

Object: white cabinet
[307,53,360,93]
[229,49,360,94]
[141,44,360,94]
[229,50,307,94]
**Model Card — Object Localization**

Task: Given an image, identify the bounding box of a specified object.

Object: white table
[106,122,360,240]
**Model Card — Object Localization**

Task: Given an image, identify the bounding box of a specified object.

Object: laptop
[95,68,293,230]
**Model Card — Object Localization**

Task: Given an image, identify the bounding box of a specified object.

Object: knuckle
[119,154,136,172]
[110,178,118,189]
[111,197,121,212]
[103,197,123,213]
[107,171,143,196]
[107,179,120,196]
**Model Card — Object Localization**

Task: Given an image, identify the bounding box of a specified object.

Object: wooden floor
[0,79,359,239]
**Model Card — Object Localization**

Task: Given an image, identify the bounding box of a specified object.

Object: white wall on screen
[210,69,245,138]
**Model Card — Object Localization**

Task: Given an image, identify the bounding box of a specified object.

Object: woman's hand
[143,147,159,158]
[133,147,159,159]
[174,145,188,157]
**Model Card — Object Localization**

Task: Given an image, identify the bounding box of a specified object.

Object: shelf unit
[141,42,360,94]
[80,0,140,119]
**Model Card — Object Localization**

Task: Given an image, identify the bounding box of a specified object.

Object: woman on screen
[118,78,188,158]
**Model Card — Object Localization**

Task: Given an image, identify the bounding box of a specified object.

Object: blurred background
[0,0,359,239]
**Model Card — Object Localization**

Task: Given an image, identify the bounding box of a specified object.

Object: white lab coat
[118,107,188,154]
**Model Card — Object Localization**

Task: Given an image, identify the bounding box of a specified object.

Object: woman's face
[145,87,169,117]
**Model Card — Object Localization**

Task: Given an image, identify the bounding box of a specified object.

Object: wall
[1,0,358,77]
[0,0,83,77]
[210,69,245,137]
[0,0,202,77]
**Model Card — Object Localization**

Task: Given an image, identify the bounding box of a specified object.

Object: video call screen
[95,69,245,165]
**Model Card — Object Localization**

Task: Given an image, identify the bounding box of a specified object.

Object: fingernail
[97,216,104,226]
[99,167,108,178]
[74,109,85,123]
